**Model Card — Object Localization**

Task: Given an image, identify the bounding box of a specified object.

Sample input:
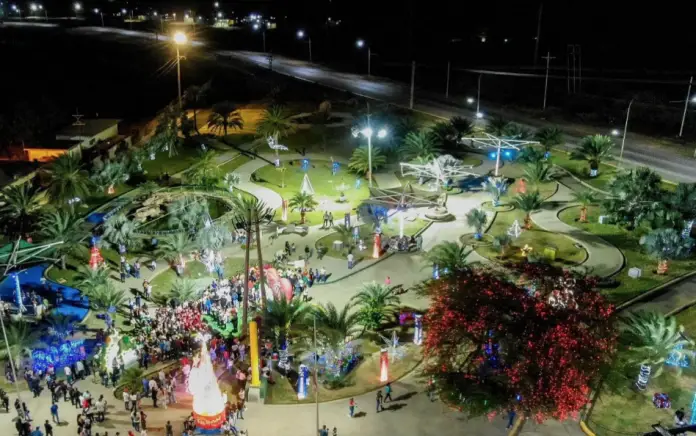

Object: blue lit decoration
[355,178,361,189]
[32,340,86,373]
[682,220,694,239]
[13,274,25,314]
[504,150,512,159]
[665,343,690,368]
[590,168,598,177]
[413,314,423,345]
[352,226,359,242]
[332,162,340,176]
[636,364,651,391]
[301,159,310,171]
[544,151,551,159]
[278,340,290,373]
[311,342,361,380]
[297,364,310,400]
[488,151,497,160]
[432,264,440,280]
[690,393,696,425]
[484,330,500,368]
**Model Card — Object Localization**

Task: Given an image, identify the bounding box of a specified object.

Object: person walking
[44,421,53,436]
[347,252,354,269]
[165,421,173,436]
[376,390,383,413]
[31,426,43,436]
[131,410,140,432]
[318,425,329,436]
[385,276,391,286]
[348,397,356,418]
[506,409,517,430]
[328,212,334,227]
[384,383,392,403]
[50,402,59,423]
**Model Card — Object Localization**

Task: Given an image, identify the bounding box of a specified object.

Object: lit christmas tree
[189,340,227,431]
[89,246,104,270]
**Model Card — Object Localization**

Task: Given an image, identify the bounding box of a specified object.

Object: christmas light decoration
[432,263,440,280]
[665,343,690,368]
[32,340,86,373]
[690,393,696,425]
[413,314,423,345]
[379,348,389,382]
[373,233,381,259]
[189,340,227,431]
[89,246,104,270]
[281,199,288,221]
[300,173,315,195]
[297,364,310,400]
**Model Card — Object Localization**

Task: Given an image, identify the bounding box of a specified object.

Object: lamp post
[297,30,312,63]
[253,22,266,52]
[353,124,388,188]
[11,5,23,20]
[679,76,694,138]
[476,73,482,116]
[542,52,556,111]
[173,31,188,110]
[618,98,634,169]
[93,8,104,26]
[73,2,81,18]
[356,39,373,76]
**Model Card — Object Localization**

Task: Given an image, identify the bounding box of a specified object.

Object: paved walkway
[372,167,403,189]
[625,274,696,315]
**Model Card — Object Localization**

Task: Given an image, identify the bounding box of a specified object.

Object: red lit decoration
[89,246,104,270]
[380,348,389,382]
[517,179,527,194]
[373,233,381,259]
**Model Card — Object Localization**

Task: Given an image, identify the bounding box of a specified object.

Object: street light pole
[619,98,634,169]
[679,76,693,138]
[262,30,266,53]
[314,314,319,434]
[494,138,502,177]
[99,12,104,26]
[0,305,23,406]
[368,47,371,77]
[308,37,313,63]
[176,45,183,109]
[476,74,482,114]
[542,52,555,111]
[445,61,451,99]
[409,61,416,109]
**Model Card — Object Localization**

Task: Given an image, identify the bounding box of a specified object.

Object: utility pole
[542,52,555,110]
[533,3,543,67]
[242,207,251,334]
[308,37,313,63]
[0,307,22,405]
[175,44,183,109]
[367,47,372,77]
[679,76,693,137]
[262,30,266,53]
[445,61,451,99]
[253,208,266,309]
[409,61,416,109]
[619,99,634,168]
[268,53,274,71]
[476,74,482,115]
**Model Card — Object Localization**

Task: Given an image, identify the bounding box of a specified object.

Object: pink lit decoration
[264,267,294,301]
[379,348,389,382]
[373,233,381,259]
[282,199,288,221]
[517,179,527,194]
[89,246,104,270]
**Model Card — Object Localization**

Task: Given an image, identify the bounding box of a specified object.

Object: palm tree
[207,101,244,136]
[401,131,441,161]
[348,145,387,176]
[185,152,222,187]
[90,160,126,194]
[620,311,692,390]
[492,234,512,256]
[255,105,296,154]
[449,116,473,141]
[502,123,532,140]
[43,153,92,207]
[223,172,241,192]
[196,223,233,252]
[0,320,39,362]
[103,214,141,253]
[156,233,198,267]
[640,228,695,274]
[38,209,86,270]
[264,295,312,347]
[0,182,42,235]
[351,282,401,331]
[183,81,211,134]
[534,126,564,154]
[429,121,458,149]
[314,302,361,341]
[89,282,128,314]
[170,278,200,303]
[571,135,614,176]
[465,208,488,239]
[571,190,598,223]
[485,116,509,136]
[482,176,508,207]
[153,104,182,158]
[44,313,76,342]
[120,367,145,394]
[288,192,318,224]
[513,190,544,229]
[74,264,111,297]
[333,224,354,244]
[168,197,209,231]
[424,241,472,274]
[516,147,546,165]
[392,116,420,145]
[523,161,558,186]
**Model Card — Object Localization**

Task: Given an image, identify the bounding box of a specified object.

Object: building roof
[56,118,121,140]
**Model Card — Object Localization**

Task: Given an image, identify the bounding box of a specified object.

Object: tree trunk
[580,206,587,223]
[242,209,252,335]
[61,254,66,270]
[254,209,267,310]
[193,108,200,135]
[300,210,306,224]
[524,214,532,229]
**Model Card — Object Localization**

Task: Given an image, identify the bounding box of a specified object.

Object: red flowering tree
[421,264,616,432]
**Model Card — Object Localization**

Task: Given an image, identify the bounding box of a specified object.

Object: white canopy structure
[467,133,538,176]
[400,154,477,190]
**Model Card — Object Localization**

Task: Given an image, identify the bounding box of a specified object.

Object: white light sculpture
[400,154,477,188]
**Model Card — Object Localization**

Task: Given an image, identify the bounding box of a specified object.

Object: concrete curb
[553,164,612,196]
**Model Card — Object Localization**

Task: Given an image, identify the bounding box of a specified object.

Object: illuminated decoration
[590,168,598,177]
[301,158,310,171]
[278,340,290,372]
[379,348,389,382]
[517,179,527,194]
[300,173,315,195]
[580,206,588,223]
[89,246,104,270]
[469,133,538,177]
[666,343,690,368]
[14,274,26,314]
[107,184,115,194]
[353,226,360,242]
[366,183,441,209]
[400,155,476,190]
[413,314,423,345]
[520,244,533,257]
[482,176,509,207]
[373,233,381,258]
[657,259,669,275]
[267,136,288,152]
[344,213,351,228]
[379,331,405,361]
[297,364,310,400]
[32,340,86,373]
[249,320,261,387]
[189,340,227,431]
[636,363,651,391]
[548,277,578,310]
[398,210,405,238]
[507,220,522,239]
[332,161,340,176]
[652,393,671,409]
[690,393,696,425]
[683,220,694,239]
[281,199,288,221]
[432,263,440,280]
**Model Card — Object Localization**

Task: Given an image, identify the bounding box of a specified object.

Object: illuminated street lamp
[352,125,388,187]
[93,8,104,26]
[466,97,474,104]
[217,11,222,18]
[173,32,188,109]
[253,22,266,53]
[73,2,81,17]
[297,29,312,63]
[11,4,23,19]
[356,38,374,76]
[611,129,620,136]
[476,112,484,119]
[214,1,220,7]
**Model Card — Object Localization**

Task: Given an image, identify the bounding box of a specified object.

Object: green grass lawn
[253,160,371,225]
[315,218,429,263]
[149,260,211,291]
[558,205,696,304]
[676,305,696,337]
[549,152,616,191]
[141,146,202,178]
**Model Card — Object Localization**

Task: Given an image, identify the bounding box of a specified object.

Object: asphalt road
[11,23,696,183]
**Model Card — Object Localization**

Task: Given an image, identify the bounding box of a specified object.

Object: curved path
[530,183,624,278]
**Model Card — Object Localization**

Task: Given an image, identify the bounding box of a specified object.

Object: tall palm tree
[571,135,614,176]
[103,214,141,253]
[74,264,111,297]
[90,160,126,194]
[392,116,420,146]
[523,161,558,186]
[168,197,209,231]
[485,116,509,136]
[516,147,546,164]
[43,153,92,207]
[348,145,387,176]
[620,311,692,390]
[185,152,222,187]
[255,105,296,154]
[401,131,441,161]
[424,241,472,274]
[640,228,694,274]
[350,282,401,331]
[534,126,564,153]
[513,190,544,229]
[153,104,182,158]
[571,190,598,223]
[333,224,353,244]
[120,367,145,394]
[156,233,198,267]
[264,295,312,347]
[38,209,86,270]
[0,320,39,362]
[207,101,244,136]
[449,116,473,141]
[0,182,42,235]
[465,208,488,239]
[313,302,361,341]
[429,121,458,149]
[288,192,318,224]
[183,81,211,134]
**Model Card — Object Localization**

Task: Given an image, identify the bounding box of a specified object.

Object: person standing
[384,383,392,403]
[165,421,173,436]
[347,252,354,269]
[44,421,53,436]
[31,426,42,436]
[131,410,140,432]
[328,212,334,227]
[123,388,130,411]
[385,276,391,286]
[506,409,517,430]
[50,402,59,423]
[376,390,383,413]
[348,397,356,418]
